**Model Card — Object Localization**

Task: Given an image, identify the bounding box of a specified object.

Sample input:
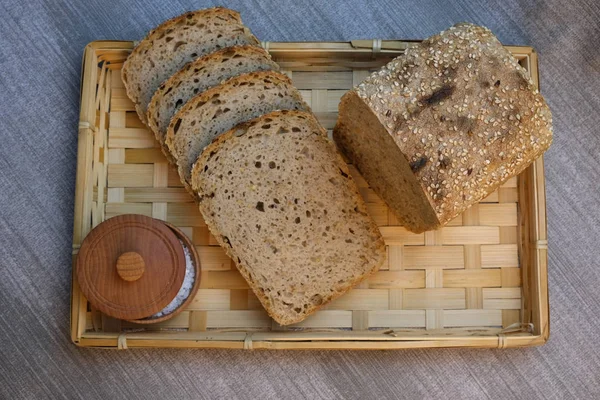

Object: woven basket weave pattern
[71,41,548,349]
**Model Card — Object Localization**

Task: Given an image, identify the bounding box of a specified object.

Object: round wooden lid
[76,214,186,320]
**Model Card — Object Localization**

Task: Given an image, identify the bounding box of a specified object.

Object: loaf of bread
[147,45,279,160]
[166,70,309,195]
[334,23,553,233]
[191,110,386,325]
[122,7,260,124]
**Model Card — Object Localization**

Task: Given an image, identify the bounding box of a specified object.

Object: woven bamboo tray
[71,40,549,349]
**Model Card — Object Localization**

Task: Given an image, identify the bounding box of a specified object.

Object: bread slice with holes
[166,70,309,194]
[146,45,278,161]
[333,23,553,233]
[122,8,260,124]
[191,110,386,325]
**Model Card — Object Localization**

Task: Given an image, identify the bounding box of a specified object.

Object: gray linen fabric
[1,0,599,398]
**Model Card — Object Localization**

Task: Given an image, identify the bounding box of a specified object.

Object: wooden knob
[116,252,145,281]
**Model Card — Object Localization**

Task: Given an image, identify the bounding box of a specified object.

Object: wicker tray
[71,40,549,349]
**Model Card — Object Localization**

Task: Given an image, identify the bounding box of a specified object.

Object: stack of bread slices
[122,8,386,325]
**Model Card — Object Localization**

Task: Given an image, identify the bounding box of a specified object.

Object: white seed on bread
[122,7,260,124]
[191,110,386,325]
[166,70,310,194]
[334,23,553,233]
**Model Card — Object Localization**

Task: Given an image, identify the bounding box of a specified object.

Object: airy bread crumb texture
[122,7,259,123]
[166,70,309,193]
[192,110,386,325]
[147,45,279,143]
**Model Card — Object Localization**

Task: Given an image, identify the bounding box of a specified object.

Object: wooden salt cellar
[76,214,199,322]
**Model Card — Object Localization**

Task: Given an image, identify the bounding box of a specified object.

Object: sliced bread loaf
[166,70,309,193]
[146,45,279,158]
[191,110,386,325]
[334,23,553,233]
[122,8,260,124]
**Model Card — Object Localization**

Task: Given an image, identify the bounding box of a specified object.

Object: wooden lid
[76,214,186,320]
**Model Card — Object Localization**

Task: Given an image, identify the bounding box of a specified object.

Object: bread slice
[333,23,553,233]
[122,8,260,124]
[146,45,278,160]
[191,110,386,325]
[166,70,309,193]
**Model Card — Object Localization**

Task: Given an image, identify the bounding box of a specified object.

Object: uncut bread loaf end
[191,110,386,325]
[333,23,552,233]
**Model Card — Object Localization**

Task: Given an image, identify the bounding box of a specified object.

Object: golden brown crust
[342,23,552,230]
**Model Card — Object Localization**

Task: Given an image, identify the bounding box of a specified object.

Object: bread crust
[334,23,553,233]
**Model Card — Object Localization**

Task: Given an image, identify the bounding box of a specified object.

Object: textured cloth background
[1,0,599,398]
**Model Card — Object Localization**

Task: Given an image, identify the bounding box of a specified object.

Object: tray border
[71,40,549,349]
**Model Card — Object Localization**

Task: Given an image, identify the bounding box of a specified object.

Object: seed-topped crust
[337,23,553,230]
